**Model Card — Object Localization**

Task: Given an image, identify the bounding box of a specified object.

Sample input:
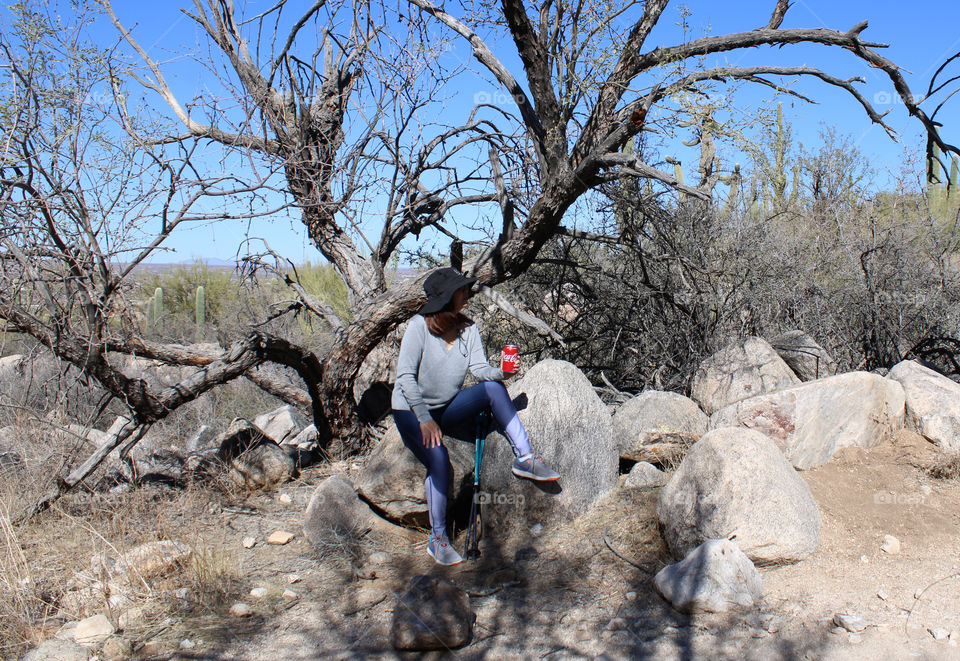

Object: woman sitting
[391,267,560,566]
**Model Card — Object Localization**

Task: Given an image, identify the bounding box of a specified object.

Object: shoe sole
[512,467,561,482]
[427,544,462,566]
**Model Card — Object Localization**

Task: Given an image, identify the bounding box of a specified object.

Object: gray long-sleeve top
[391,315,503,423]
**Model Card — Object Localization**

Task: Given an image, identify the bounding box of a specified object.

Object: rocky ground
[28,427,956,660]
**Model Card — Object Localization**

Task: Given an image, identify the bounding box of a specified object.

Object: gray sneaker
[512,453,560,481]
[427,534,463,566]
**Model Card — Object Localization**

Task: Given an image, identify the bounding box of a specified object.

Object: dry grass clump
[926,451,960,480]
[0,480,245,658]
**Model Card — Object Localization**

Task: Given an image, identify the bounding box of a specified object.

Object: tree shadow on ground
[158,479,837,661]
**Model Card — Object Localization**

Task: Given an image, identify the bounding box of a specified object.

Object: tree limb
[476,284,566,346]
[245,368,312,409]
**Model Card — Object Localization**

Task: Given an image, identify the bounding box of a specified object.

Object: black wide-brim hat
[419,267,478,315]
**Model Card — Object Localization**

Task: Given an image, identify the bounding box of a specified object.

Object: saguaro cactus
[950,156,959,208]
[195,285,205,327]
[149,287,164,326]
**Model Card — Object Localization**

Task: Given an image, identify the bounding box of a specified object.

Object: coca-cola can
[501,345,519,373]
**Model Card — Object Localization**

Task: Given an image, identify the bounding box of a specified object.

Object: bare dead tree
[8,0,960,519]
[0,4,327,519]
[98,0,959,449]
[101,0,532,450]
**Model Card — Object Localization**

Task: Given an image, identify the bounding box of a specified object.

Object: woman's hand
[420,419,443,448]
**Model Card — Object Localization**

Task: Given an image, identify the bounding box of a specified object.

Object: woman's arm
[465,323,505,381]
[395,316,433,423]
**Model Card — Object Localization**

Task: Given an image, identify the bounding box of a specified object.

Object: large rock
[483,360,618,532]
[354,425,474,527]
[304,474,374,544]
[391,575,473,650]
[769,330,838,381]
[657,427,820,563]
[888,359,960,453]
[710,372,906,470]
[612,390,708,458]
[690,337,801,414]
[253,405,308,445]
[654,538,762,613]
[216,419,295,489]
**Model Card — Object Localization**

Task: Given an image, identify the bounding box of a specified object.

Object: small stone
[117,606,147,630]
[282,589,298,600]
[881,534,901,555]
[831,626,846,635]
[285,573,302,584]
[103,635,134,659]
[55,621,79,641]
[75,613,116,646]
[921,485,932,496]
[137,640,164,656]
[242,536,256,549]
[529,523,543,536]
[915,588,925,599]
[267,531,295,545]
[860,555,870,564]
[180,638,196,650]
[833,613,868,633]
[367,551,391,565]
[623,461,668,489]
[929,626,950,641]
[106,592,131,610]
[625,591,637,600]
[21,639,90,661]
[758,613,776,631]
[877,589,889,601]
[229,602,253,617]
[279,493,292,504]
[113,540,192,578]
[605,617,627,631]
[249,587,268,599]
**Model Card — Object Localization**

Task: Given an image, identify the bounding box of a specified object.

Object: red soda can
[501,345,519,373]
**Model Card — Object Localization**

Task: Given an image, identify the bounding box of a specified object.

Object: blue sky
[96,1,960,263]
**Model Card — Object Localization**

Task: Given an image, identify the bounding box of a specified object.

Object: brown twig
[603,533,657,573]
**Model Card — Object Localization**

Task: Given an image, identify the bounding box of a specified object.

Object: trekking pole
[465,410,489,560]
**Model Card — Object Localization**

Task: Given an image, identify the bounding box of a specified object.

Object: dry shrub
[0,480,245,658]
[926,451,960,480]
